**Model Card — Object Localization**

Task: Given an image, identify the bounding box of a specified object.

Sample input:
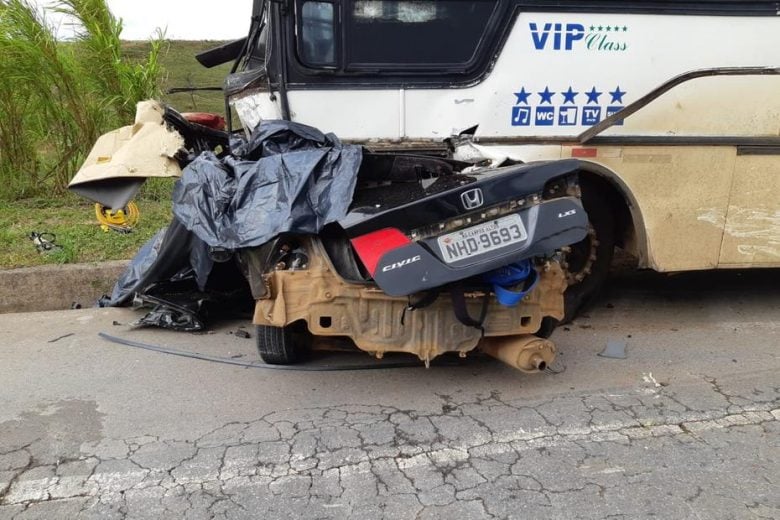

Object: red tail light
[350,228,411,276]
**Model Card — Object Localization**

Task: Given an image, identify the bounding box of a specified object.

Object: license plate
[437,214,528,263]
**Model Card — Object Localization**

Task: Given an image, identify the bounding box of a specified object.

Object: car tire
[256,324,304,365]
[562,185,615,323]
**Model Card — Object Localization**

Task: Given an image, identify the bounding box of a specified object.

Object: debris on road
[599,340,628,359]
[232,329,251,339]
[47,333,74,343]
[28,231,62,254]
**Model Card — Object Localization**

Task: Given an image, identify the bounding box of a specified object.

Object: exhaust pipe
[479,334,556,373]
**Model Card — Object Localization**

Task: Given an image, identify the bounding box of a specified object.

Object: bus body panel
[251,12,780,140]
[407,13,780,141]
[719,154,780,266]
[571,147,736,271]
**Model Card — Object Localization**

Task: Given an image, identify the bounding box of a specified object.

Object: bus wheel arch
[577,162,648,265]
[561,162,648,322]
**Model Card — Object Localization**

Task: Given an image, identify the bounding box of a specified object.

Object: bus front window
[300,1,336,66]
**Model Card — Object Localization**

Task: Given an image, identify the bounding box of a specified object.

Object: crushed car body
[247,234,569,370]
[68,101,184,210]
[72,102,589,372]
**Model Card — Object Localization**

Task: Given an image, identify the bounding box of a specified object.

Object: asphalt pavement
[0,268,778,519]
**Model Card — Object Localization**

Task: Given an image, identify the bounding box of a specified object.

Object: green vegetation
[0,0,165,200]
[0,0,235,268]
[129,40,232,115]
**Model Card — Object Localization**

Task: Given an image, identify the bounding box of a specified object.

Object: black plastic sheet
[100,218,214,307]
[101,120,360,331]
[173,120,363,250]
[101,223,252,331]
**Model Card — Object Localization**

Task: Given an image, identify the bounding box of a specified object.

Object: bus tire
[256,325,303,365]
[562,185,615,323]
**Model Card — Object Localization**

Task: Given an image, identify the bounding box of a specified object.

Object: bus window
[300,1,336,66]
[346,1,498,69]
[353,1,437,23]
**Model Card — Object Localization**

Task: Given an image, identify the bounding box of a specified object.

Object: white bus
[201,0,780,319]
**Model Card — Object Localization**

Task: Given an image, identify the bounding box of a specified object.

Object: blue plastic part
[482,260,539,307]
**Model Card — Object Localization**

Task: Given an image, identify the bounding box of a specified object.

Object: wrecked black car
[70,102,588,372]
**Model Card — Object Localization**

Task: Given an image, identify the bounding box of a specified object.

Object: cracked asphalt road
[0,269,778,519]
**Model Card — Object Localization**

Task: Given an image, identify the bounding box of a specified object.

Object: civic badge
[460,188,484,210]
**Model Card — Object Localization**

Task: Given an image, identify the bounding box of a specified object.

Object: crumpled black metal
[172,120,363,250]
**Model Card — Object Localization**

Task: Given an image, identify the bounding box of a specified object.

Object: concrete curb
[0,260,129,314]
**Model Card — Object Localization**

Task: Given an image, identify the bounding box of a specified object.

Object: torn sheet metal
[173,120,363,249]
[69,101,184,209]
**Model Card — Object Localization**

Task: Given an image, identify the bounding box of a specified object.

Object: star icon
[614,25,621,31]
[589,25,595,31]
[609,86,626,104]
[606,25,611,31]
[622,26,628,32]
[514,87,531,105]
[561,87,579,104]
[585,87,602,104]
[597,25,603,31]
[538,87,556,104]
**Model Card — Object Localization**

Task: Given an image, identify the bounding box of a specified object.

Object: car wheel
[256,324,306,365]
[562,185,615,323]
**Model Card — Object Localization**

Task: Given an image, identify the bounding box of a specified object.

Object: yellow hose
[95,202,140,232]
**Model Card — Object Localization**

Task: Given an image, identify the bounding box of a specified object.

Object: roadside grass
[0,190,175,269]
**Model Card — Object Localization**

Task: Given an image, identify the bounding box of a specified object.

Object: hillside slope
[123,40,233,115]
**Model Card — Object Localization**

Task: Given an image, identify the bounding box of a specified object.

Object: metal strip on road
[97,332,465,372]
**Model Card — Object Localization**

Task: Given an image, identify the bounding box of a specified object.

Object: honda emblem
[460,188,484,210]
